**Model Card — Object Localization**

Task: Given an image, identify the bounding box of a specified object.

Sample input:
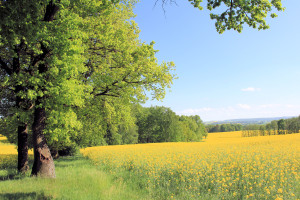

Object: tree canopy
[136,105,207,143]
[163,0,284,33]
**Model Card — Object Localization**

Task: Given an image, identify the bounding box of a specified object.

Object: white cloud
[180,107,212,115]
[237,104,251,109]
[260,104,280,108]
[241,87,261,92]
[221,106,236,112]
[176,104,300,122]
[285,104,300,108]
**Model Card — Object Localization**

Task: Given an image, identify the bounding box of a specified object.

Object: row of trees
[206,117,300,135]
[242,117,300,137]
[0,0,175,177]
[206,124,243,133]
[0,0,284,178]
[1,103,207,149]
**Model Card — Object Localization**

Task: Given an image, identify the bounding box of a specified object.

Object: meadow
[0,132,299,199]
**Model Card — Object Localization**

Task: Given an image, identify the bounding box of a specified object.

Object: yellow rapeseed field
[81,131,300,199]
[0,134,33,155]
[0,135,6,141]
[0,134,33,171]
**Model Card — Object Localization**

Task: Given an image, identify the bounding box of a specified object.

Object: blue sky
[133,0,300,122]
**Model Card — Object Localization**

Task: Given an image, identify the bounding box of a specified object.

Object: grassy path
[0,137,148,200]
[0,155,149,200]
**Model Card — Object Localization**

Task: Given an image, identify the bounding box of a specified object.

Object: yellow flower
[277,188,283,193]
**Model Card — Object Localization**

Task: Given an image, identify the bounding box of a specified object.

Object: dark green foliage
[119,123,139,145]
[179,115,207,141]
[75,97,139,147]
[206,123,243,133]
[136,106,207,143]
[277,119,285,135]
[242,116,300,137]
[136,106,180,143]
[285,117,300,134]
[266,120,278,131]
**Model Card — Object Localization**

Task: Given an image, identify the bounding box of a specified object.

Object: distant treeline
[206,124,243,133]
[242,116,300,137]
[206,116,300,136]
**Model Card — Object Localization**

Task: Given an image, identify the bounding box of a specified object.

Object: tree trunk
[16,86,30,173]
[17,124,29,173]
[31,107,55,178]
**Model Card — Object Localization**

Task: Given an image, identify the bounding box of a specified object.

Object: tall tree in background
[285,117,300,134]
[137,106,181,143]
[136,106,206,143]
[277,119,285,135]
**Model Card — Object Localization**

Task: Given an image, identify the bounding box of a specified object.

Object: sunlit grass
[0,135,147,200]
[0,155,148,199]
[81,131,300,199]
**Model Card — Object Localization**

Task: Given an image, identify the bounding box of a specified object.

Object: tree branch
[31,42,51,68]
[0,58,12,75]
[43,0,60,22]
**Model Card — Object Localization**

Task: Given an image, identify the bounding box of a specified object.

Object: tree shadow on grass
[0,154,88,181]
[0,172,19,181]
[0,155,33,181]
[0,167,33,181]
[54,154,91,168]
[0,192,53,200]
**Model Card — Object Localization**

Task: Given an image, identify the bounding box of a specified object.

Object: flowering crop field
[81,132,300,199]
[0,134,33,173]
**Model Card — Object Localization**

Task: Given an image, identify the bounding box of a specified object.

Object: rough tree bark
[30,0,59,178]
[14,48,30,173]
[17,124,29,173]
[31,107,55,178]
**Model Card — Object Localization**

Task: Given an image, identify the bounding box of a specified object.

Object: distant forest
[206,116,300,134]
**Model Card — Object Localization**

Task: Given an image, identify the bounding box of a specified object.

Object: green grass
[0,154,150,200]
